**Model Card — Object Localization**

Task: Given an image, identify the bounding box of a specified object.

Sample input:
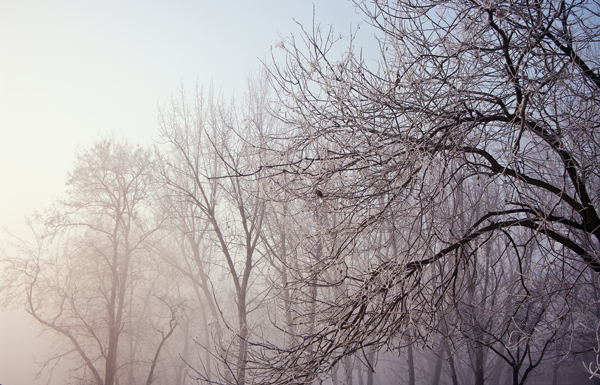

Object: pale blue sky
[0,0,376,236]
[0,1,377,384]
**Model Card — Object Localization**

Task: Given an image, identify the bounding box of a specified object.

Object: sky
[0,1,377,384]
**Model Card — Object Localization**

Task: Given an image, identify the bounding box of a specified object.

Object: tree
[156,74,275,385]
[263,0,600,381]
[1,137,177,385]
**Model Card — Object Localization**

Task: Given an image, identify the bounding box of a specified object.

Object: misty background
[3,1,599,384]
[0,2,372,384]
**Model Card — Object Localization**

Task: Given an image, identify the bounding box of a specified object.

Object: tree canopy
[262,0,600,382]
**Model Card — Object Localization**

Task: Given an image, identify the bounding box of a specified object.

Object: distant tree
[1,138,177,385]
[263,0,600,381]
[156,74,275,385]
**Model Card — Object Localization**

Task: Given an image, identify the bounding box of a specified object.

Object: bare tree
[156,74,275,385]
[1,137,177,385]
[261,0,600,381]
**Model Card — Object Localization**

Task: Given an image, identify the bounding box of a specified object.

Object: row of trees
[3,0,600,384]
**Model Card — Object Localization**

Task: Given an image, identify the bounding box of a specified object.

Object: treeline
[3,1,600,384]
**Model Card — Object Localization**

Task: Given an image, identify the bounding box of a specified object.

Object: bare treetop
[263,0,600,382]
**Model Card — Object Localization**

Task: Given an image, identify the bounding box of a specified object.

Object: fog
[0,1,369,384]
[2,1,600,385]
[0,309,68,385]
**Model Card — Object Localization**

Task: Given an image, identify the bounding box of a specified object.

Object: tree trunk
[407,343,415,385]
[432,337,444,385]
[446,344,458,385]
[236,296,249,385]
[105,235,130,385]
[332,363,339,385]
[512,364,520,385]
[366,350,375,385]
[475,344,485,385]
[357,358,364,385]
[343,356,353,385]
[175,318,189,385]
